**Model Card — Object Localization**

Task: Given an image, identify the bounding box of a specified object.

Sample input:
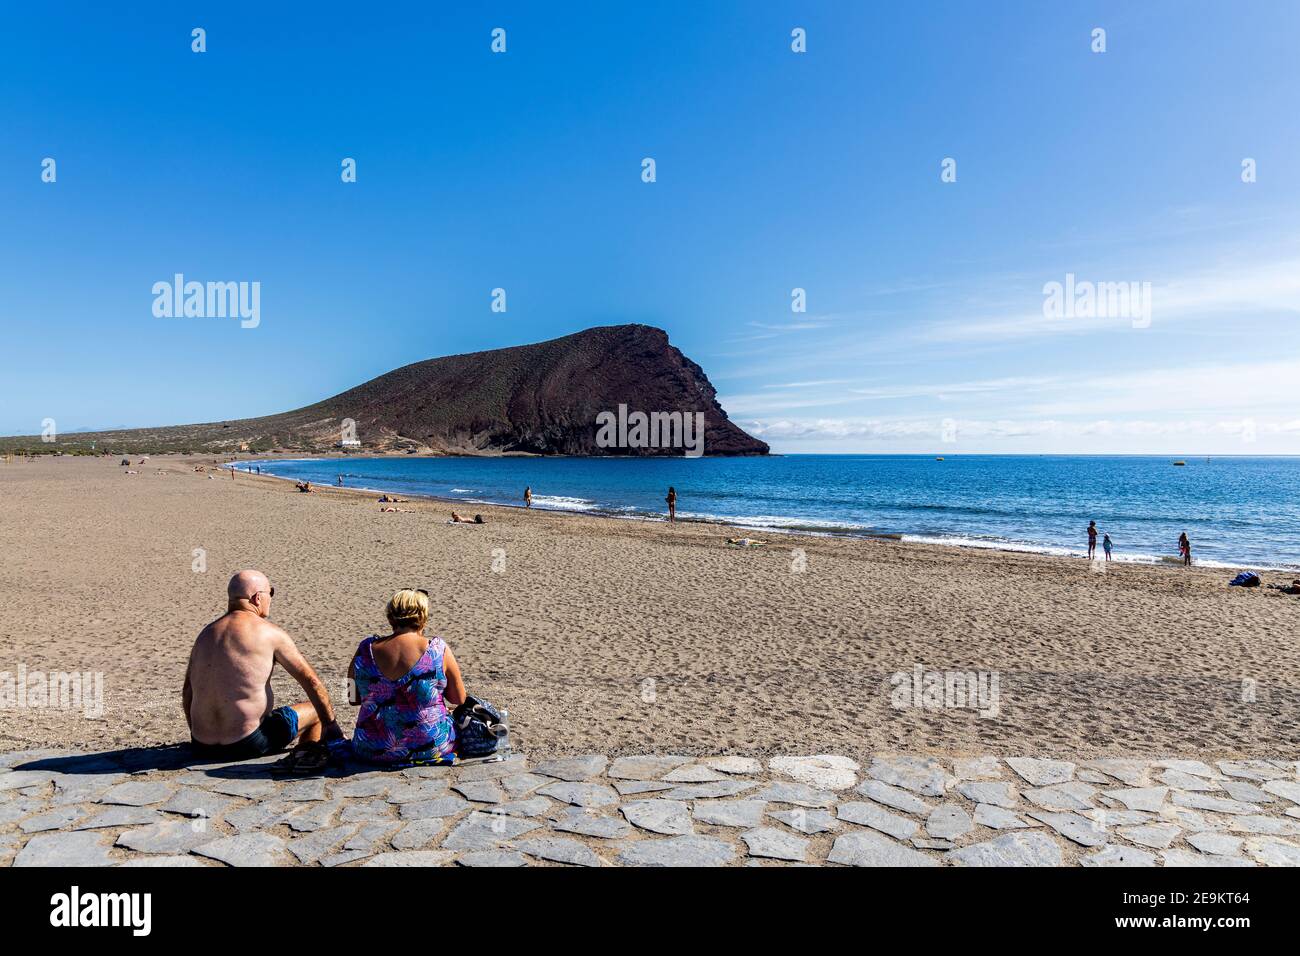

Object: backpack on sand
[452,695,508,757]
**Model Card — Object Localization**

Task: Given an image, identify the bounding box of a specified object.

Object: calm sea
[234,455,1300,571]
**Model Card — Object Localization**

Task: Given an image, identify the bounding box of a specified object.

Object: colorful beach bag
[453,695,507,758]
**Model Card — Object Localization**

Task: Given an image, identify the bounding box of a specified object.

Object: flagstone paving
[1,749,1297,866]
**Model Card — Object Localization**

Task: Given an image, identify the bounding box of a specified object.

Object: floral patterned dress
[351,635,456,764]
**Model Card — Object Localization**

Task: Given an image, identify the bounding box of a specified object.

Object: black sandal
[272,741,332,776]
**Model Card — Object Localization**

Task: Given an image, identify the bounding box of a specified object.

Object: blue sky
[2,1,1298,453]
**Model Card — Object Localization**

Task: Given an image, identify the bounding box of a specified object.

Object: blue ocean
[234,455,1300,571]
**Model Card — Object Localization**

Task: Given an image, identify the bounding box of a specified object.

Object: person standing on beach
[1179,532,1192,566]
[524,486,532,509]
[1102,533,1113,562]
[666,486,677,522]
[1087,520,1097,559]
[183,570,343,768]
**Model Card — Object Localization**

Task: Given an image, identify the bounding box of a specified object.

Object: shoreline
[226,456,1286,574]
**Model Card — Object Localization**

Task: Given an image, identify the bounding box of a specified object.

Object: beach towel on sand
[1228,571,1261,587]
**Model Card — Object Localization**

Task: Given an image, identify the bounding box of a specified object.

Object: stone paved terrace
[3,749,1299,867]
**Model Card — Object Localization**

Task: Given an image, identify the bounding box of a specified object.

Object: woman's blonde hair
[385,588,429,632]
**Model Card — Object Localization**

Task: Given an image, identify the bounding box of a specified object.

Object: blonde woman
[347,588,467,765]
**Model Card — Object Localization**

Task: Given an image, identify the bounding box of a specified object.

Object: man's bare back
[187,610,284,745]
[183,569,341,759]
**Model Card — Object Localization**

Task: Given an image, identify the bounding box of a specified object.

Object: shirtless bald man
[183,570,342,762]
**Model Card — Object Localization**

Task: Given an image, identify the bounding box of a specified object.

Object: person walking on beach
[1179,532,1192,566]
[524,486,532,509]
[1087,520,1097,559]
[666,486,677,522]
[337,474,344,486]
[183,570,343,769]
[1102,533,1113,562]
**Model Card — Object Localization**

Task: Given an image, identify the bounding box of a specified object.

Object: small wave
[531,495,599,512]
[448,488,476,493]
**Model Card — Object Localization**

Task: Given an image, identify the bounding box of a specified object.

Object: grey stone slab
[99,780,176,806]
[950,831,1063,866]
[344,822,402,852]
[333,779,390,799]
[1080,845,1157,867]
[51,774,127,805]
[550,808,633,839]
[160,787,237,820]
[926,804,972,840]
[14,832,114,867]
[827,829,938,867]
[1082,808,1156,827]
[617,835,735,867]
[913,837,954,850]
[118,856,209,867]
[621,800,693,835]
[283,799,344,832]
[705,756,763,775]
[363,850,456,867]
[613,780,677,796]
[319,850,373,867]
[495,797,553,818]
[660,764,727,783]
[1077,770,1113,785]
[116,819,212,855]
[769,755,859,791]
[532,755,607,782]
[199,778,279,799]
[972,804,1034,830]
[607,755,693,780]
[1219,780,1273,804]
[1218,760,1291,782]
[1028,811,1107,847]
[516,836,602,866]
[457,850,528,867]
[661,780,760,801]
[956,781,1019,808]
[441,811,541,850]
[856,779,933,815]
[1247,839,1300,866]
[224,799,298,832]
[1006,758,1075,787]
[281,778,329,802]
[193,832,287,867]
[452,780,507,804]
[1158,760,1219,778]
[1162,849,1255,867]
[1102,786,1168,812]
[286,825,358,865]
[19,806,86,833]
[536,781,619,808]
[339,799,396,824]
[75,806,164,830]
[750,781,834,808]
[0,799,43,825]
[1160,769,1223,792]
[1024,782,1097,811]
[454,755,527,781]
[391,819,446,851]
[692,799,767,828]
[953,756,1003,780]
[769,808,839,835]
[385,780,451,804]
[400,795,470,820]
[1227,815,1300,836]
[0,770,59,792]
[1186,832,1245,856]
[1171,792,1257,815]
[743,827,808,862]
[836,801,918,840]
[499,773,549,799]
[1262,779,1300,805]
[867,757,950,796]
[1118,823,1182,849]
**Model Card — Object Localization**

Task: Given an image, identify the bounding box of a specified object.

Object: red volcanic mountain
[23,325,768,457]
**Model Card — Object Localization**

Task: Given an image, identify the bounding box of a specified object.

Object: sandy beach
[2,454,1297,760]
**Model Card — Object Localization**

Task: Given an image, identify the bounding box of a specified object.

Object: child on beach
[1179,532,1192,566]
[1102,533,1112,562]
[524,486,532,508]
